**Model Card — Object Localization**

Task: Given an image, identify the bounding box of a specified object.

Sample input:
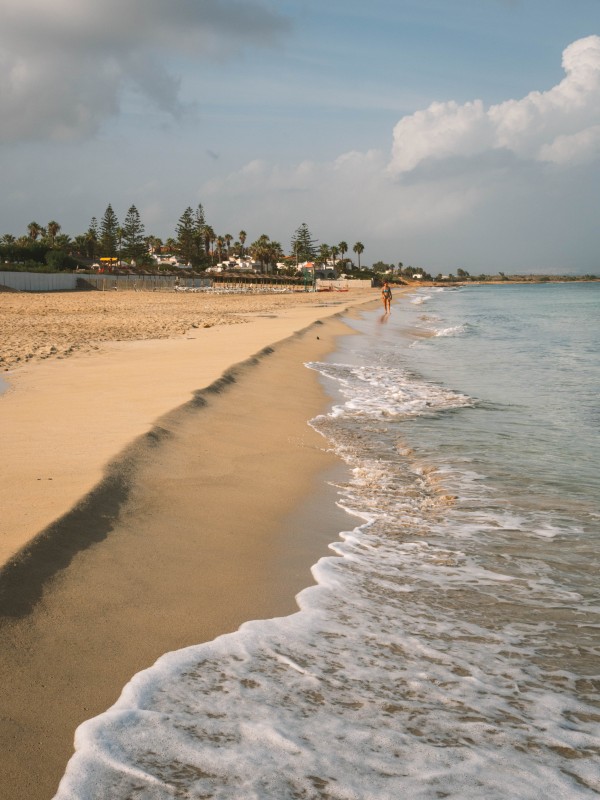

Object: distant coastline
[396,274,600,288]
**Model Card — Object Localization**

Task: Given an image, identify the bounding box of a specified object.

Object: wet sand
[0,289,374,800]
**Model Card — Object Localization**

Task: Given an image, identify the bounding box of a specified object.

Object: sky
[1,0,599,274]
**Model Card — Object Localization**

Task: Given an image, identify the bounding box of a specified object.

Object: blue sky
[1,0,599,272]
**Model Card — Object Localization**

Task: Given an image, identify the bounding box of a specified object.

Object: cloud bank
[0,0,288,142]
[389,35,600,173]
[202,36,600,271]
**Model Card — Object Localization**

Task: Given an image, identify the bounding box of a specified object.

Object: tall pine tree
[122,205,146,263]
[86,217,99,259]
[176,207,195,265]
[99,204,119,257]
[290,222,317,263]
[193,203,207,264]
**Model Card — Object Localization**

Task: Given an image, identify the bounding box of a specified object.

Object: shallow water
[55,283,600,799]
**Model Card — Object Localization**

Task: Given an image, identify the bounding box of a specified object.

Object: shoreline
[0,291,375,800]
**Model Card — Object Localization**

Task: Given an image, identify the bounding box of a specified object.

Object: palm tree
[145,235,162,255]
[330,245,339,266]
[216,235,225,263]
[47,220,61,247]
[338,241,348,264]
[268,240,284,270]
[202,226,216,264]
[224,233,233,257]
[54,233,72,251]
[85,228,98,259]
[27,221,42,241]
[353,241,364,270]
[73,234,88,256]
[250,234,273,272]
[1,233,16,261]
[239,230,247,256]
[318,243,330,264]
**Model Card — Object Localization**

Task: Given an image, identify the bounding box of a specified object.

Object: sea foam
[55,287,600,799]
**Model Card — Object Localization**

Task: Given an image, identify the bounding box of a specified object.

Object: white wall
[0,272,78,292]
[315,279,373,290]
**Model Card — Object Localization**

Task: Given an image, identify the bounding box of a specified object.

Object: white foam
[307,361,474,419]
[434,323,469,337]
[54,355,600,799]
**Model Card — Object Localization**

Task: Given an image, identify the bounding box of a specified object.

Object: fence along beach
[0,286,376,800]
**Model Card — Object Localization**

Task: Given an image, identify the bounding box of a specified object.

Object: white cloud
[203,147,484,243]
[200,37,600,271]
[2,32,597,272]
[389,35,600,173]
[0,0,288,142]
[537,125,600,165]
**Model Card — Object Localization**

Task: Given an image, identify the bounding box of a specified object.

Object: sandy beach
[0,286,375,800]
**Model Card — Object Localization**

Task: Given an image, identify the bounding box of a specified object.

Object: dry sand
[0,288,366,371]
[0,287,375,800]
[0,288,374,566]
[0,288,215,370]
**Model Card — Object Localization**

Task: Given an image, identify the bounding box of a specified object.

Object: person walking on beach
[381,280,392,313]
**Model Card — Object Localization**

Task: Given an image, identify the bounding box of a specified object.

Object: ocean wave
[54,306,600,799]
[306,361,474,419]
[434,323,470,337]
[55,412,599,799]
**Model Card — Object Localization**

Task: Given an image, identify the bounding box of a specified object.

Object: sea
[55,282,599,800]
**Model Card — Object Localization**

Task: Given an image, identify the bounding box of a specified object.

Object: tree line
[1,205,367,275]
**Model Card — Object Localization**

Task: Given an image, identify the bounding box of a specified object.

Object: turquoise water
[55,283,600,799]
[400,283,598,510]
